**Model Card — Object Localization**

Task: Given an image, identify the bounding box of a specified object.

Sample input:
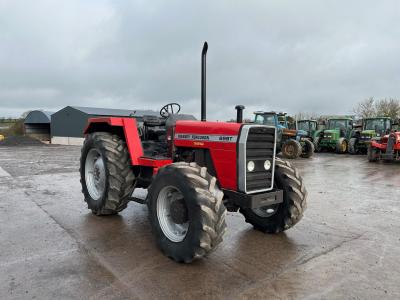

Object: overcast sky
[0,0,399,120]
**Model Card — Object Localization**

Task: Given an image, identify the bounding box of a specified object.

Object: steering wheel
[160,102,181,118]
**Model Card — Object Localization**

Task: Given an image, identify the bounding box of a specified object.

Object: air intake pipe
[201,42,208,121]
[235,105,245,123]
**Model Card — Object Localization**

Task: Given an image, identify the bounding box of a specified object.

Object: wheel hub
[169,199,188,224]
[85,149,106,201]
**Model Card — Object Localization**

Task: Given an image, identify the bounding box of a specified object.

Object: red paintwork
[84,118,242,190]
[371,132,400,151]
[84,117,143,164]
[175,121,241,190]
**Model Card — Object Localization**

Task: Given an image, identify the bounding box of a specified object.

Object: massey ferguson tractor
[79,43,307,263]
[368,131,400,162]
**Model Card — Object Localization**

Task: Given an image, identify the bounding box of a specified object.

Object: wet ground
[0,145,399,299]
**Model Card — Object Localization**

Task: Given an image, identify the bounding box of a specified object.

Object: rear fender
[84,117,143,165]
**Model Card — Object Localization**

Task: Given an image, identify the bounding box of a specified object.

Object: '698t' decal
[174,133,237,143]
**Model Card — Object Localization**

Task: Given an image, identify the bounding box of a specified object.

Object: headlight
[247,161,255,172]
[264,160,271,170]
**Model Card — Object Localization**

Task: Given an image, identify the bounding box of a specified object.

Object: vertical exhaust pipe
[201,42,208,121]
[235,105,245,123]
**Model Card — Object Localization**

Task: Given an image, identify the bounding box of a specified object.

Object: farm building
[24,110,54,141]
[51,106,158,145]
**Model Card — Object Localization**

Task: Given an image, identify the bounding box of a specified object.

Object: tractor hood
[323,129,339,139]
[296,129,308,136]
[361,130,376,137]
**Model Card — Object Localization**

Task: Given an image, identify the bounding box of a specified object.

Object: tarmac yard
[0,145,399,299]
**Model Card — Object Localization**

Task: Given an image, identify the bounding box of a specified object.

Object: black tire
[300,139,314,158]
[336,138,348,154]
[80,132,135,215]
[240,157,307,233]
[314,136,321,152]
[281,139,302,159]
[367,145,379,162]
[147,162,227,263]
[348,138,358,154]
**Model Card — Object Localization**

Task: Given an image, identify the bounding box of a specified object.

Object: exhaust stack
[235,105,245,123]
[201,42,208,121]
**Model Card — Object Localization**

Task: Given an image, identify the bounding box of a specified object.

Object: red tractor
[368,131,400,162]
[80,43,307,263]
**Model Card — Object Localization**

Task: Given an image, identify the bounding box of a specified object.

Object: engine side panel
[174,121,242,190]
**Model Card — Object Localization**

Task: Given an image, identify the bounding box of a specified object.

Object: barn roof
[24,110,54,124]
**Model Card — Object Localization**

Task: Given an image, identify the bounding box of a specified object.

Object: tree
[353,97,376,119]
[375,98,400,120]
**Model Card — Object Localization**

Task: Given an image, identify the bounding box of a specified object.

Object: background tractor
[254,111,314,159]
[349,117,392,154]
[314,117,354,153]
[368,131,400,162]
[295,119,319,142]
[79,43,307,263]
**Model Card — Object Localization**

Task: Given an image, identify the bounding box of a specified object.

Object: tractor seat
[143,115,166,127]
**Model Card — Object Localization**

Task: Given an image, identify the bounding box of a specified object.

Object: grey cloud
[0,0,399,120]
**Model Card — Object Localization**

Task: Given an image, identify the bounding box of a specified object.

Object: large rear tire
[80,132,135,215]
[147,162,227,263]
[281,139,302,159]
[348,138,358,154]
[240,158,307,233]
[300,139,314,158]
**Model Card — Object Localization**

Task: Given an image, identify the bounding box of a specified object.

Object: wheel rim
[252,204,279,218]
[341,141,347,152]
[157,186,189,242]
[85,148,106,201]
[285,144,295,156]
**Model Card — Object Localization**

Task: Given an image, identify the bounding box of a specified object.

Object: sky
[0,0,399,121]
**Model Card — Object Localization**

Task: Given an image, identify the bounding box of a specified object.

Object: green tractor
[349,117,392,154]
[296,119,319,142]
[254,111,314,159]
[314,117,354,154]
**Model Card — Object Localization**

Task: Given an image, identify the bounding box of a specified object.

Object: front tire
[147,162,227,263]
[240,158,307,233]
[301,139,314,158]
[336,138,348,154]
[367,145,379,162]
[80,132,135,215]
[314,136,322,152]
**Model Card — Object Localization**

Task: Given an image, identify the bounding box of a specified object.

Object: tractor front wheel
[314,137,322,152]
[367,145,380,162]
[80,132,135,215]
[147,162,227,263]
[240,158,307,233]
[281,139,302,159]
[336,138,348,154]
[300,139,314,158]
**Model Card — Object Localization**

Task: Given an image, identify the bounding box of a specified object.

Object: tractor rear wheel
[80,132,135,215]
[240,157,307,233]
[147,162,227,263]
[336,138,348,154]
[300,139,314,158]
[348,138,358,154]
[367,145,379,162]
[281,139,302,159]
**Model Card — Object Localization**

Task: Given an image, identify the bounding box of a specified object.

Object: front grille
[238,125,276,194]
